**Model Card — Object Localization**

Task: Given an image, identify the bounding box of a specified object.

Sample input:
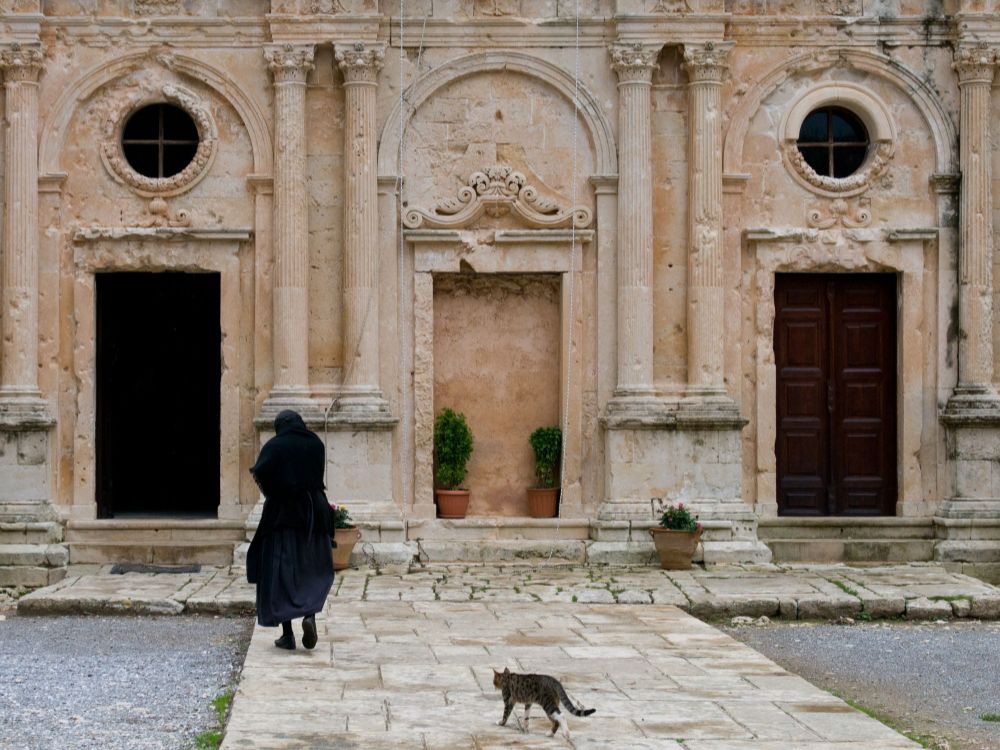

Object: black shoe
[302,614,318,650]
[274,632,296,650]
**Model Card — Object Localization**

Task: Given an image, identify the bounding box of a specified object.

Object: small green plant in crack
[929,594,972,603]
[571,594,578,603]
[830,579,860,597]
[980,713,1000,722]
[189,687,235,750]
[833,692,935,749]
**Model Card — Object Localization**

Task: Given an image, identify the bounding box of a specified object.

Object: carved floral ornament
[402,166,593,230]
[953,43,1000,84]
[0,43,44,82]
[100,84,218,198]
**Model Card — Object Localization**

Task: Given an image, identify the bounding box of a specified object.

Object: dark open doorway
[96,272,221,518]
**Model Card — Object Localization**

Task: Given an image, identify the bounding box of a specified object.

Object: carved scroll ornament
[402,166,593,230]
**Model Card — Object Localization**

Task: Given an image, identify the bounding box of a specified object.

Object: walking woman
[247,410,335,650]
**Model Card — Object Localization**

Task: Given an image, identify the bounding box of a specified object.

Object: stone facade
[4,0,1000,572]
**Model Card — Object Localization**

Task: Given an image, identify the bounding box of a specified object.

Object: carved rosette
[403,165,592,230]
[265,44,316,84]
[954,43,1000,86]
[783,140,893,197]
[335,43,385,85]
[0,44,44,83]
[609,44,660,84]
[100,84,218,198]
[681,42,733,84]
[806,198,872,229]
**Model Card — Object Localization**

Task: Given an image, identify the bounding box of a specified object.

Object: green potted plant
[648,500,702,570]
[330,503,360,571]
[434,408,474,518]
[527,426,561,518]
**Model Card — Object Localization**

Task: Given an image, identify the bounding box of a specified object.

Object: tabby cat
[492,667,596,742]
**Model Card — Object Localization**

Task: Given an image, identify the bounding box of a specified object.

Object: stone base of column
[334,386,392,417]
[258,388,325,425]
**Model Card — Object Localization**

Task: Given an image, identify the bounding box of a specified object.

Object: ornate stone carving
[650,0,692,12]
[609,44,660,83]
[681,42,733,84]
[806,198,872,229]
[137,197,193,228]
[100,84,217,198]
[309,0,347,12]
[264,44,316,84]
[0,44,44,82]
[783,140,893,196]
[335,43,385,84]
[403,166,592,230]
[954,43,1000,85]
[132,0,184,16]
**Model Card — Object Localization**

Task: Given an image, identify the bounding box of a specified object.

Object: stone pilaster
[608,43,660,413]
[681,42,739,416]
[262,43,315,416]
[335,43,389,415]
[0,44,47,420]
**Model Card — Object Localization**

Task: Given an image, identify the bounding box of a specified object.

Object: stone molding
[681,41,733,84]
[403,166,593,230]
[335,42,385,84]
[953,43,999,85]
[100,83,218,198]
[609,42,661,84]
[264,43,316,83]
[0,43,44,82]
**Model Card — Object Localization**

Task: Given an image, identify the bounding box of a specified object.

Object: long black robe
[247,410,335,627]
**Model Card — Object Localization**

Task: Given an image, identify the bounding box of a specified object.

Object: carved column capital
[682,41,733,84]
[954,43,999,85]
[609,43,661,84]
[335,43,386,85]
[0,44,44,83]
[264,43,316,84]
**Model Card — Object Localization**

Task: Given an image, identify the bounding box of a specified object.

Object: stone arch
[377,51,616,178]
[40,51,272,177]
[723,48,956,178]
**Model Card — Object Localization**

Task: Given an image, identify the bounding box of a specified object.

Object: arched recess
[377,50,617,178]
[40,51,272,177]
[723,48,956,178]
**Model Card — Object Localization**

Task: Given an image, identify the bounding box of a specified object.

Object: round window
[121,103,200,179]
[795,106,870,179]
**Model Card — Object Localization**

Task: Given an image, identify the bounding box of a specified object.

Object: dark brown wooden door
[774,274,896,516]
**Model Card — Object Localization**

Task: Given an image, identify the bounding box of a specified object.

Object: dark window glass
[795,106,870,179]
[121,103,200,179]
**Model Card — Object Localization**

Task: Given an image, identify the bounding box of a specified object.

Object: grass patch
[832,692,936,749]
[980,713,1000,722]
[929,595,972,603]
[830,579,860,597]
[188,687,235,750]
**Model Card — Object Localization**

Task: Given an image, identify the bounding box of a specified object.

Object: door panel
[774,274,896,516]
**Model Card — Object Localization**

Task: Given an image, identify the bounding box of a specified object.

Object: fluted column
[0,44,46,414]
[952,43,999,405]
[682,42,733,403]
[609,43,660,407]
[335,43,388,413]
[264,44,314,405]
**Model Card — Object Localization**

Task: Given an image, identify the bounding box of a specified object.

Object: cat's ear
[493,669,499,676]
[503,667,510,674]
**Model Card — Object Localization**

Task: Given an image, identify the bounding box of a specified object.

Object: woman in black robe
[247,410,335,650]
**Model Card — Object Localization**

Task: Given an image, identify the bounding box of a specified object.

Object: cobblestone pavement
[0,613,253,750]
[222,600,922,749]
[726,621,1000,750]
[18,562,1000,621]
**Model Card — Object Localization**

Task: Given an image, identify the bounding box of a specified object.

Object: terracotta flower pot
[332,526,361,571]
[435,489,470,519]
[649,527,702,570]
[527,487,559,518]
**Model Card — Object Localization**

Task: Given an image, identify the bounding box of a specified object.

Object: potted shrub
[330,503,360,571]
[648,501,703,570]
[434,408,474,518]
[527,426,561,518]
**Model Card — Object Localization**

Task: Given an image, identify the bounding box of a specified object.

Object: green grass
[830,579,860,597]
[980,713,1000,722]
[188,688,235,750]
[832,692,936,748]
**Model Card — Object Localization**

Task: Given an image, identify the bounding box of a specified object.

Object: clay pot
[332,526,361,571]
[649,527,702,570]
[527,488,559,518]
[435,489,471,519]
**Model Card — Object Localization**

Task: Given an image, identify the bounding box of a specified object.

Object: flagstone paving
[220,600,922,749]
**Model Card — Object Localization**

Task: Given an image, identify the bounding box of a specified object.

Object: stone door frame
[69,228,250,521]
[405,229,593,519]
[746,228,937,519]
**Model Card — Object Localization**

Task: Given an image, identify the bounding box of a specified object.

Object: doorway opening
[96,272,221,518]
[774,273,897,516]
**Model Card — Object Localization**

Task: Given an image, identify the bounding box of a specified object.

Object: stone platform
[15,562,1000,621]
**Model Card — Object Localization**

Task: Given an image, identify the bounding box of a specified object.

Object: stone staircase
[758,517,936,563]
[65,519,245,566]
[0,521,68,586]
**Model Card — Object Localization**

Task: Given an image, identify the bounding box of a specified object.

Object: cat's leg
[553,711,573,745]
[497,699,514,727]
[520,704,531,733]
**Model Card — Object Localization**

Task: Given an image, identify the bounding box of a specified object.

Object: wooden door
[774,274,896,516]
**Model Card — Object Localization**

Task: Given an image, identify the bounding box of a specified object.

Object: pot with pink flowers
[648,500,702,570]
[330,503,360,571]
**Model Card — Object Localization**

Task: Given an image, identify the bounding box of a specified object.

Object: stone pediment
[402,165,592,230]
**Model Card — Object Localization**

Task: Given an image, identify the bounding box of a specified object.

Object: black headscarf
[250,410,326,498]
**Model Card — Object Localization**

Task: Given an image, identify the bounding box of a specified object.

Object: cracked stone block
[904,597,953,620]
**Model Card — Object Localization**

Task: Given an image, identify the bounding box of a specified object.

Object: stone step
[407,517,591,542]
[0,565,66,588]
[757,517,936,541]
[68,541,238,566]
[0,521,63,545]
[416,539,587,564]
[0,543,69,568]
[66,519,246,544]
[766,538,936,563]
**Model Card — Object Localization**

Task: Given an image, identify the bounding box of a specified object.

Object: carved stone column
[0,44,46,417]
[682,42,737,411]
[263,44,314,412]
[335,43,389,414]
[608,43,660,411]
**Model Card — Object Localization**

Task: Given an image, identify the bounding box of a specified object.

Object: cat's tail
[556,683,596,717]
